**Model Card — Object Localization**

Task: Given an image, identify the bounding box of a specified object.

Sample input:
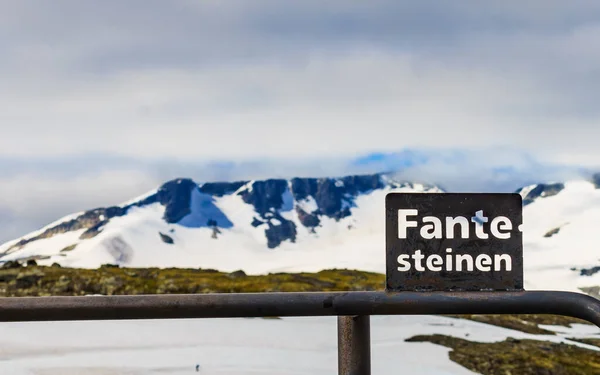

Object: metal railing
[1,290,599,375]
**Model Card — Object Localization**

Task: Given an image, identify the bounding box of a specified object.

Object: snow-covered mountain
[0,173,438,272]
[0,172,599,295]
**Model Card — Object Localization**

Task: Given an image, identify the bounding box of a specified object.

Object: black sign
[385,193,523,292]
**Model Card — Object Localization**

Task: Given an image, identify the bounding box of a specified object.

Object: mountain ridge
[0,172,440,264]
[0,171,599,298]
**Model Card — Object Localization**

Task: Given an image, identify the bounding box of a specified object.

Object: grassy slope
[1,264,599,375]
[0,264,384,296]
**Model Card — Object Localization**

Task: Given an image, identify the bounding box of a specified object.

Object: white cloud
[1,1,600,242]
[0,147,591,244]
[1,49,598,165]
[0,1,599,165]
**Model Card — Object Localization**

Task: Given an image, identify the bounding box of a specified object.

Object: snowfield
[0,315,598,375]
[520,180,600,292]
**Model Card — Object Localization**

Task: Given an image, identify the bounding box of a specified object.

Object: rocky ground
[0,262,598,374]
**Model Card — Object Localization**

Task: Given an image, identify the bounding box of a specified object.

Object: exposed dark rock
[7,207,126,251]
[290,173,384,222]
[580,266,600,277]
[228,270,247,278]
[3,188,162,252]
[155,178,197,223]
[252,173,392,246]
[339,174,384,195]
[51,262,62,268]
[15,270,44,289]
[239,179,289,215]
[296,207,320,227]
[519,183,565,206]
[26,259,37,267]
[251,217,264,227]
[79,221,108,239]
[290,178,318,201]
[199,181,247,196]
[204,219,222,239]
[211,227,221,239]
[544,227,561,238]
[60,244,77,253]
[314,178,346,218]
[2,178,199,252]
[135,193,159,206]
[265,214,297,249]
[22,255,51,262]
[159,232,174,244]
[2,172,412,252]
[236,180,299,247]
[593,173,600,188]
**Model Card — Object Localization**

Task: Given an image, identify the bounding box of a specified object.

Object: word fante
[397,209,514,240]
[395,208,516,273]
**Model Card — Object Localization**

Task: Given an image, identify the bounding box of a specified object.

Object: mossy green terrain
[1,264,599,374]
[445,314,593,335]
[0,264,594,333]
[406,335,600,375]
[0,264,385,296]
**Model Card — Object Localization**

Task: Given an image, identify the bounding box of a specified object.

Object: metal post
[338,315,371,375]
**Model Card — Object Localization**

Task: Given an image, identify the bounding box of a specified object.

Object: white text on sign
[396,209,514,272]
[397,209,512,240]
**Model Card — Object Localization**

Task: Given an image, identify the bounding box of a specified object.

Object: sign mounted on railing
[385,193,523,292]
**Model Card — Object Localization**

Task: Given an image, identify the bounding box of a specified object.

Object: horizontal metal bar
[0,291,598,328]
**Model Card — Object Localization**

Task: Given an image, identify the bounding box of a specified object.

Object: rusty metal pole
[338,315,371,375]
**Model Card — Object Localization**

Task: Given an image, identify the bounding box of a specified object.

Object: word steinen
[396,209,515,272]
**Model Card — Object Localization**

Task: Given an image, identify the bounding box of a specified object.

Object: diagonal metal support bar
[0,291,598,327]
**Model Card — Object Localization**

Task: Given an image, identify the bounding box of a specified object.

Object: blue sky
[0,1,600,241]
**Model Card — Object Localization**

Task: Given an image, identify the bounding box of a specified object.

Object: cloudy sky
[1,1,600,242]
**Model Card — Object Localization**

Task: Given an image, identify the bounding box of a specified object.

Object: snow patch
[177,189,233,229]
[0,315,596,375]
[296,196,318,213]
